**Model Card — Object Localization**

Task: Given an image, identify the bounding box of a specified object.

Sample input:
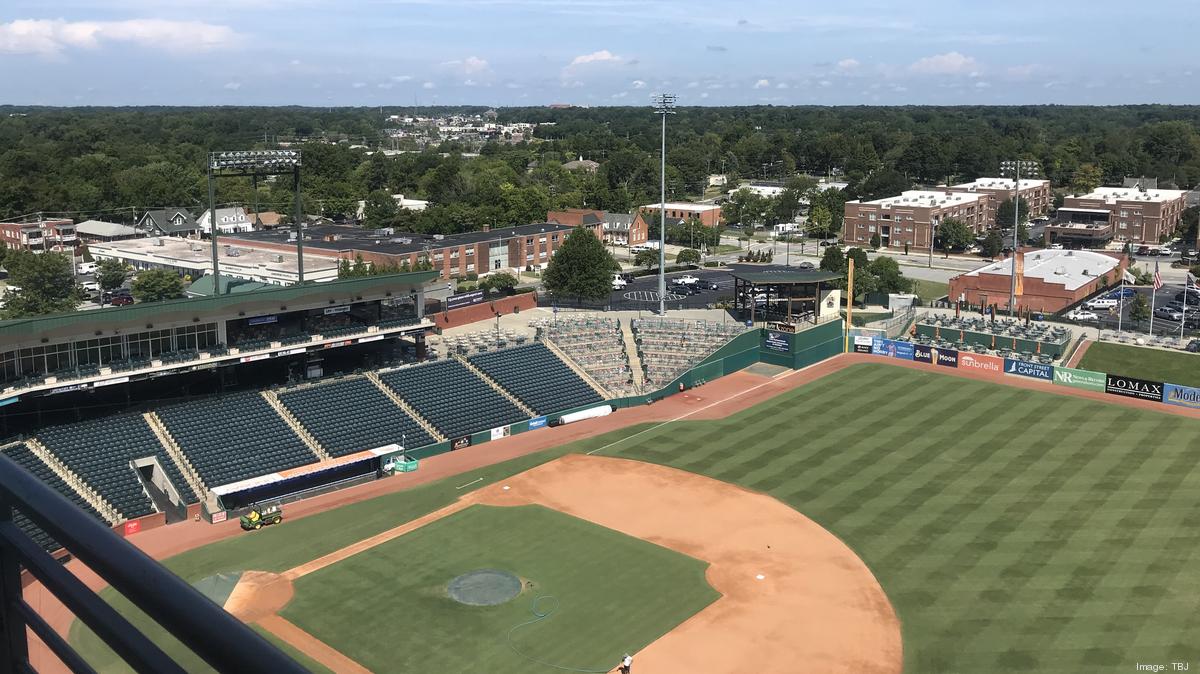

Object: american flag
[1153,260,1163,290]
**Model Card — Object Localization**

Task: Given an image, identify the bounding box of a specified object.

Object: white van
[78,262,98,275]
[611,273,628,289]
[1084,297,1118,310]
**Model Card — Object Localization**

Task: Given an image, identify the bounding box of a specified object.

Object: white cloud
[975,81,990,88]
[776,82,789,89]
[463,79,477,86]
[909,51,978,75]
[0,18,238,57]
[612,91,628,98]
[1005,64,1039,79]
[818,79,831,87]
[569,50,621,67]
[377,82,394,89]
[836,58,860,71]
[753,78,770,89]
[223,81,241,91]
[631,79,646,89]
[391,74,413,82]
[700,92,709,99]
[685,81,699,88]
[504,82,522,89]
[442,56,489,74]
[352,81,367,89]
[289,59,301,66]
[422,81,435,89]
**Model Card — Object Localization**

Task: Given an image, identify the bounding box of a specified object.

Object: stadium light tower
[207,150,303,293]
[652,93,676,315]
[999,159,1040,317]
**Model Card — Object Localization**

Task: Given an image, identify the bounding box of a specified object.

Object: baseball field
[68,360,1200,673]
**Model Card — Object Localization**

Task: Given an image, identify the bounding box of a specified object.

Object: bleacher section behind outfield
[156,392,318,487]
[379,360,526,439]
[1,442,107,552]
[36,415,195,519]
[278,378,436,457]
[468,343,603,415]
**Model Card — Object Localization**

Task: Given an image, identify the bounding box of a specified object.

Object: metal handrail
[0,453,306,674]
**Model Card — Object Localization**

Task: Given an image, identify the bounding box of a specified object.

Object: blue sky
[2,0,1198,106]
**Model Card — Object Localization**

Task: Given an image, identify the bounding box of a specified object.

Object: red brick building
[0,219,77,253]
[843,190,989,250]
[638,202,722,228]
[548,208,646,246]
[225,222,603,281]
[948,248,1127,313]
[943,177,1052,224]
[1049,186,1188,246]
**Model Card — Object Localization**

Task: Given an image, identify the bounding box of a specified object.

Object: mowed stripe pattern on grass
[608,363,1200,673]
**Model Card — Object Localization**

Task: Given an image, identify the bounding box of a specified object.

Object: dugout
[729,266,842,325]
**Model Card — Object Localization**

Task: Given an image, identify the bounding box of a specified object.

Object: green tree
[1070,163,1103,194]
[1,251,81,318]
[675,248,701,264]
[542,227,618,302]
[480,271,518,294]
[130,269,183,303]
[362,190,399,229]
[866,256,912,294]
[96,258,128,293]
[1128,293,1151,323]
[981,229,1003,258]
[938,218,974,254]
[995,198,1030,227]
[869,231,882,250]
[819,245,845,275]
[635,248,659,270]
[845,247,870,273]
[807,204,833,240]
[1180,206,1199,249]
[337,258,352,278]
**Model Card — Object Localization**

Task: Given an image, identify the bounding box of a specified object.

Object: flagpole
[1149,260,1158,338]
[1117,271,1124,335]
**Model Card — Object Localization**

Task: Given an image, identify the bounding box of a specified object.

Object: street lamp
[652,93,676,315]
[999,159,1041,316]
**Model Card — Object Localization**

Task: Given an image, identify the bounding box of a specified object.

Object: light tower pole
[999,159,1040,317]
[653,93,676,315]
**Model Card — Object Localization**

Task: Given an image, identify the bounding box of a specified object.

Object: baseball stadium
[2,270,1199,674]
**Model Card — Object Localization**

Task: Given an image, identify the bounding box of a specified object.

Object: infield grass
[1078,340,1200,387]
[600,363,1200,672]
[283,504,717,673]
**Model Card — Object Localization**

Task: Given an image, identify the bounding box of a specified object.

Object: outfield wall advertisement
[871,338,914,360]
[1105,374,1164,402]
[1053,367,1106,392]
[1004,358,1053,381]
[1162,383,1200,409]
[957,353,1003,374]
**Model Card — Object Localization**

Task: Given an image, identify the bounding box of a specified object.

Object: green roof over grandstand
[186,275,272,297]
[0,271,439,341]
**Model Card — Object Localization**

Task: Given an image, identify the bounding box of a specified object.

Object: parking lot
[1068,283,1200,336]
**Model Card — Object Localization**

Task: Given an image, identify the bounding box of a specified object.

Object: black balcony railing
[0,453,306,674]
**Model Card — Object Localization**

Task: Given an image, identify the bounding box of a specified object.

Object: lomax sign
[1161,383,1200,409]
[1104,374,1163,402]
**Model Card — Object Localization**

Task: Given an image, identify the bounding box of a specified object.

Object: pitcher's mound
[447,569,523,606]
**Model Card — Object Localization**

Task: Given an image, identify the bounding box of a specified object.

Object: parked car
[673,274,700,285]
[1136,245,1152,256]
[77,262,98,275]
[1187,339,1200,353]
[798,261,815,269]
[1175,290,1200,305]
[1066,309,1100,321]
[1106,288,1137,299]
[1084,297,1119,310]
[611,273,628,290]
[109,294,134,306]
[1154,306,1184,321]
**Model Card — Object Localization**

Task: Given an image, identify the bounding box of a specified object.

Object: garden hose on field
[506,595,614,673]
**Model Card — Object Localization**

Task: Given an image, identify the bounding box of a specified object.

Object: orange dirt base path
[470,454,903,674]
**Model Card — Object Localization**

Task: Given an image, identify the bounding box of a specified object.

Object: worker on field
[617,653,633,673]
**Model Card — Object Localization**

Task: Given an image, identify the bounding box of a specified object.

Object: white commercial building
[89,237,339,286]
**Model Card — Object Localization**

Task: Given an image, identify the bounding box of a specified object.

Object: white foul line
[584,360,821,456]
[455,477,484,490]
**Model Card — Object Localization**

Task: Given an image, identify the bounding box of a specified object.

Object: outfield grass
[284,505,717,673]
[1078,340,1200,387]
[601,363,1200,673]
[72,362,1200,673]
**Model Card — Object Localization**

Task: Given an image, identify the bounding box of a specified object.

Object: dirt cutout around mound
[467,454,903,674]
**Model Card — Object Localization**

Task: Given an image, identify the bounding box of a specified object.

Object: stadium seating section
[2,442,106,552]
[469,343,603,414]
[36,414,195,519]
[379,360,526,439]
[4,326,743,541]
[279,378,435,457]
[156,392,317,486]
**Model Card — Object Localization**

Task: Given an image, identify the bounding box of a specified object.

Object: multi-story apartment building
[944,177,1052,224]
[0,219,77,253]
[842,190,988,250]
[226,221,603,281]
[1048,186,1188,246]
[637,202,723,228]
